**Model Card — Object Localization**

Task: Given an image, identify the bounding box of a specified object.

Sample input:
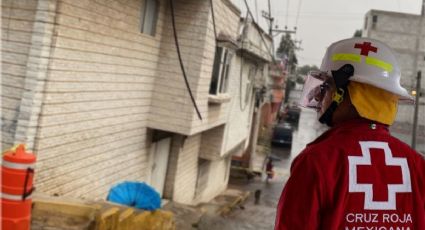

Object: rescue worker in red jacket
[275,37,425,230]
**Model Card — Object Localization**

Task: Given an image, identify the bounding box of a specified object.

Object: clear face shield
[298,71,332,109]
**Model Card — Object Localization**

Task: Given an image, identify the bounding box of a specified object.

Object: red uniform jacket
[275,119,425,230]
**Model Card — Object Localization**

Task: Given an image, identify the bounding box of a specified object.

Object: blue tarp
[106,181,161,211]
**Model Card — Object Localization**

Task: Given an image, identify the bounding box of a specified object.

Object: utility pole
[262,0,297,56]
[260,1,274,36]
[260,0,275,58]
[412,71,422,149]
[411,0,424,150]
[268,0,272,36]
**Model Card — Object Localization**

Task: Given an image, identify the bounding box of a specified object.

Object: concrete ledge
[197,189,250,216]
[31,194,175,230]
[32,198,98,230]
[208,94,232,104]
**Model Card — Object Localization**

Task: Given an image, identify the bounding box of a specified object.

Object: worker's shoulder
[295,139,344,164]
[388,135,425,160]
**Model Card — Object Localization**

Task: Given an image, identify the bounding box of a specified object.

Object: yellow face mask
[348,81,399,125]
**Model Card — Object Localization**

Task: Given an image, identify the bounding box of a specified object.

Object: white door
[150,138,171,197]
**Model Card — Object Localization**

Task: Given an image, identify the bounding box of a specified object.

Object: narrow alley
[196,108,327,230]
[197,145,290,230]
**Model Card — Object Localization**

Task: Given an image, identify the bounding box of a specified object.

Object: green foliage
[276,33,298,72]
[353,29,362,38]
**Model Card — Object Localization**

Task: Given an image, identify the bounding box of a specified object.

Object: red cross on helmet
[319,37,413,101]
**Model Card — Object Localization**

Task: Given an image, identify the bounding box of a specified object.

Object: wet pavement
[197,145,292,230]
[197,108,327,230]
[290,108,328,157]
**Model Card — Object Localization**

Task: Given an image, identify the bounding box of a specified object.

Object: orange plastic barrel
[1,144,36,230]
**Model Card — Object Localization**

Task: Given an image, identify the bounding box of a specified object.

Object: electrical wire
[295,0,303,28]
[276,10,366,16]
[209,0,217,40]
[254,0,259,22]
[169,0,202,120]
[241,0,277,113]
[285,0,290,27]
[242,0,276,62]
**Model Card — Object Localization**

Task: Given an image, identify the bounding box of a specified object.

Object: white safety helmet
[300,37,413,108]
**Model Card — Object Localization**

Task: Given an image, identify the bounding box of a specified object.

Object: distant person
[266,158,274,183]
[275,38,425,229]
[254,189,262,205]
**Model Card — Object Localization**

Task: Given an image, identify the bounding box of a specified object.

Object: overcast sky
[230,0,423,67]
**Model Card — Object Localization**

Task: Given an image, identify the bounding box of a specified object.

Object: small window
[372,15,378,29]
[141,0,159,36]
[209,46,233,95]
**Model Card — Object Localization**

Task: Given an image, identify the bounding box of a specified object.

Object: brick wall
[32,0,165,199]
[148,0,211,135]
[172,134,201,204]
[1,0,38,149]
[199,124,224,160]
[149,0,241,135]
[2,0,247,204]
[164,132,229,205]
[154,0,250,205]
[195,156,230,204]
[190,0,241,134]
[162,134,183,200]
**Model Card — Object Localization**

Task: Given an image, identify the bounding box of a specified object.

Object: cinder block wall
[162,134,182,200]
[2,0,249,204]
[150,0,246,205]
[190,0,241,134]
[1,0,38,149]
[31,0,166,199]
[148,0,242,136]
[148,0,211,135]
[199,125,224,160]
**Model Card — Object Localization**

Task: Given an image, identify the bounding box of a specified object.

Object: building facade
[228,17,275,173]
[1,0,271,205]
[363,9,425,154]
